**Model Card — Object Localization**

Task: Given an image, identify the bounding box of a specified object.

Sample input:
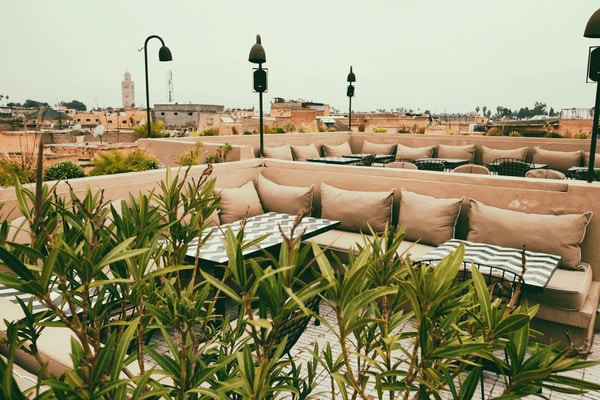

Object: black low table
[342,153,396,164]
[417,239,561,291]
[187,212,340,264]
[306,156,359,165]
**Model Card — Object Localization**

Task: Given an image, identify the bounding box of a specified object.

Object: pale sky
[2,1,599,114]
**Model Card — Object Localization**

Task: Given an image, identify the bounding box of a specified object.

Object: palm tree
[475,106,480,115]
[483,106,487,117]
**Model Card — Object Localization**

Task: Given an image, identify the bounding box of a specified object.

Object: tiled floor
[147,302,600,399]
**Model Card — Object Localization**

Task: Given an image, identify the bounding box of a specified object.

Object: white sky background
[2,0,599,114]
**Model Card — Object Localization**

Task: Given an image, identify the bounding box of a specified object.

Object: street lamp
[141,35,172,138]
[249,34,267,157]
[347,66,356,131]
[584,8,600,182]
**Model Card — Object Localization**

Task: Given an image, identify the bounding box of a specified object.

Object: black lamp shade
[347,85,355,98]
[347,66,356,83]
[585,8,600,38]
[249,34,266,64]
[159,46,173,62]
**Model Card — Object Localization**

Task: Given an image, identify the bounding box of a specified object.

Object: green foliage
[0,159,35,187]
[60,99,87,111]
[202,127,220,136]
[243,130,254,135]
[509,130,522,137]
[265,125,286,134]
[88,149,160,176]
[374,127,387,133]
[417,127,426,134]
[445,129,455,135]
[1,176,599,399]
[358,122,365,132]
[204,143,232,164]
[43,161,85,181]
[175,142,204,166]
[574,131,589,139]
[547,132,564,139]
[133,121,168,138]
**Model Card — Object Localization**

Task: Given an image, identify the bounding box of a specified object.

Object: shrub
[283,124,296,132]
[358,122,365,132]
[44,161,85,181]
[574,131,589,139]
[88,149,160,176]
[486,127,501,136]
[417,127,426,134]
[547,132,563,138]
[133,121,168,138]
[398,125,411,134]
[204,143,232,164]
[265,125,286,134]
[189,130,203,137]
[203,127,220,136]
[243,130,254,135]
[508,130,521,137]
[175,142,204,166]
[444,130,455,135]
[0,159,35,187]
[374,127,387,133]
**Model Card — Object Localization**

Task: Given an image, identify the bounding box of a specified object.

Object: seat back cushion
[217,181,264,224]
[395,144,436,160]
[436,144,477,162]
[291,144,320,161]
[322,142,353,157]
[467,199,592,270]
[481,146,528,164]
[320,182,394,233]
[361,140,396,155]
[399,188,464,246]
[532,147,583,171]
[257,175,314,216]
[525,169,566,180]
[263,145,293,160]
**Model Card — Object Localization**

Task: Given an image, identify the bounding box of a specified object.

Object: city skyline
[2,1,600,114]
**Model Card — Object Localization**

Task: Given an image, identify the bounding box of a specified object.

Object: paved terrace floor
[148,301,600,400]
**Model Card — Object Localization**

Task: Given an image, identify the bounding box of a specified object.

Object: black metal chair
[489,158,531,177]
[414,159,446,172]
[269,295,321,358]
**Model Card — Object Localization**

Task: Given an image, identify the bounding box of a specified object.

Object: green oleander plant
[88,149,160,176]
[0,167,599,399]
[574,131,589,139]
[175,142,204,166]
[508,130,522,137]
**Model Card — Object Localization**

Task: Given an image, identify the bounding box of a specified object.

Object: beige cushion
[481,146,528,164]
[309,229,434,260]
[399,188,464,246]
[452,164,490,174]
[387,161,418,170]
[524,265,593,311]
[217,181,264,224]
[257,175,314,216]
[7,216,30,244]
[291,144,320,161]
[320,182,394,233]
[395,144,435,160]
[361,140,396,155]
[437,144,477,161]
[583,152,600,166]
[263,145,293,160]
[525,169,566,180]
[532,147,583,171]
[467,199,592,270]
[322,142,352,157]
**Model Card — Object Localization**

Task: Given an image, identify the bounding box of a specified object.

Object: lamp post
[141,35,172,138]
[584,8,600,182]
[249,34,267,157]
[346,66,356,131]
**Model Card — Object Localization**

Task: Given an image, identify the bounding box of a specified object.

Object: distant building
[154,104,225,131]
[270,98,330,130]
[121,71,135,108]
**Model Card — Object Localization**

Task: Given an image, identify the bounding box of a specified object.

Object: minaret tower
[121,71,135,108]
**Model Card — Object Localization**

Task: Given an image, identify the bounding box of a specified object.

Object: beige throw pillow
[395,144,436,160]
[437,144,477,161]
[361,140,396,155]
[263,145,293,160]
[399,188,464,246]
[291,144,320,161]
[322,142,352,157]
[320,182,394,233]
[467,199,592,270]
[532,147,583,171]
[257,175,314,216]
[217,181,264,224]
[481,146,528,164]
